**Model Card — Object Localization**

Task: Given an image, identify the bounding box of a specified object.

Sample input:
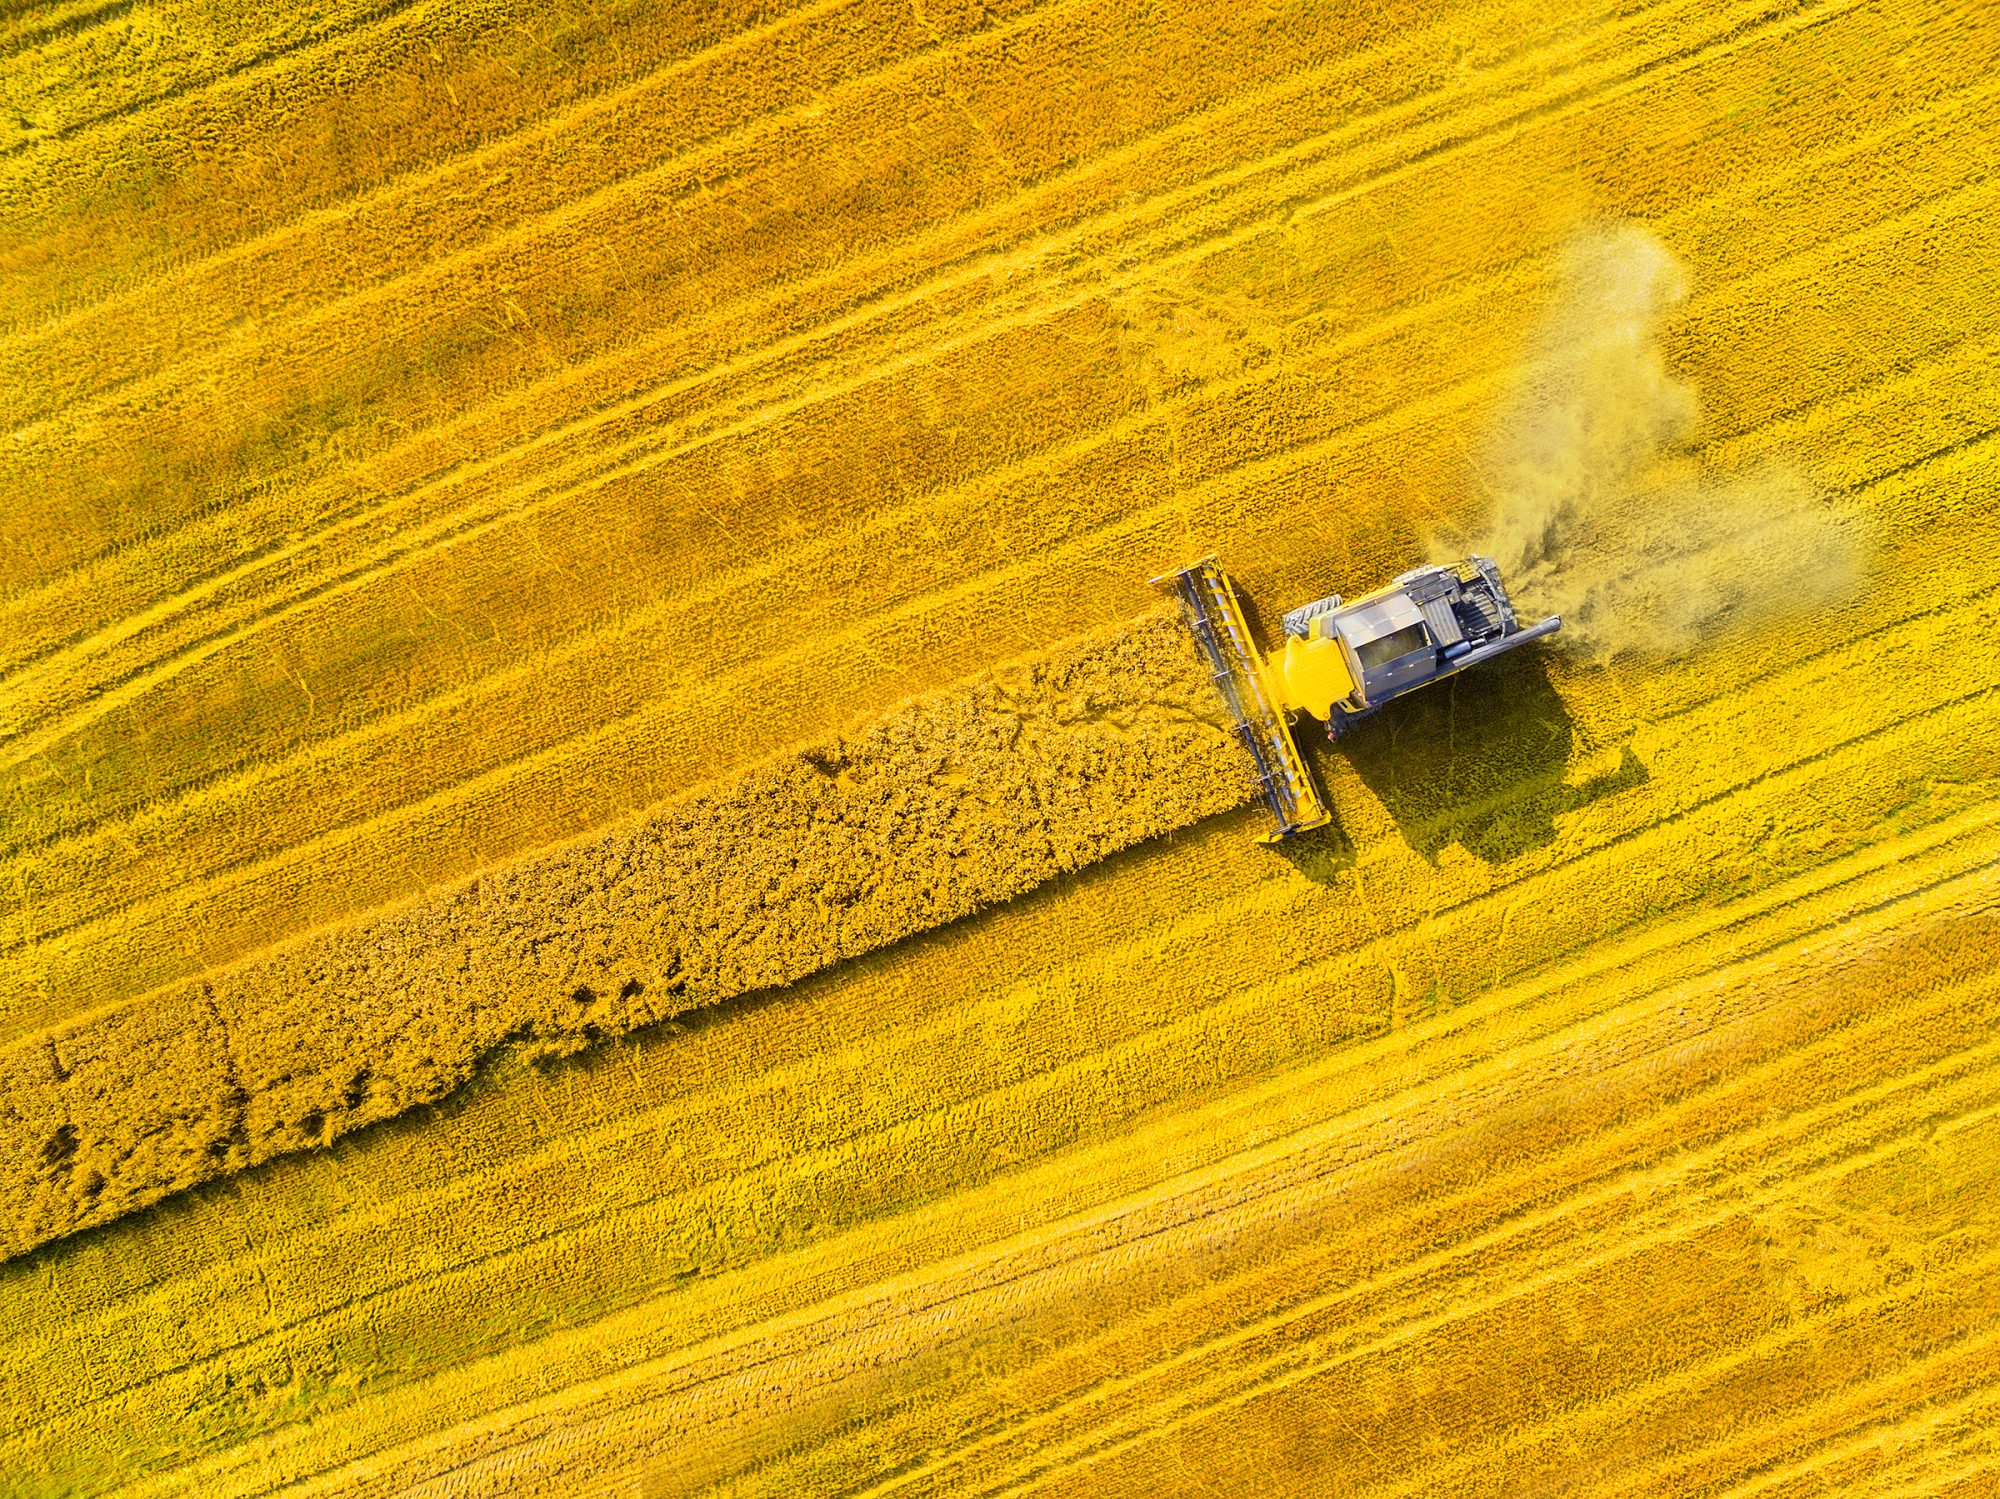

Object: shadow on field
[1284,651,1648,878]
[1270,816,1357,883]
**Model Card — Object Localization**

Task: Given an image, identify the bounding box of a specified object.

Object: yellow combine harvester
[1158,557,1561,840]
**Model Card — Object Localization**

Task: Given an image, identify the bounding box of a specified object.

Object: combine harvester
[1158,557,1560,840]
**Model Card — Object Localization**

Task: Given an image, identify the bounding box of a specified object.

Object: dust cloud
[1448,223,1867,657]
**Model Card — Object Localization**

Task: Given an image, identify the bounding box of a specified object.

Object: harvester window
[1354,624,1429,671]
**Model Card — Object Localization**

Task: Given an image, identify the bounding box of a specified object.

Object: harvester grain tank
[1157,556,1561,840]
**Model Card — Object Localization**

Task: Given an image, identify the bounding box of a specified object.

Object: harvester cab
[1156,556,1561,841]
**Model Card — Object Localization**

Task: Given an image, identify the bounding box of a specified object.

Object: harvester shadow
[1290,652,1649,876]
[1269,815,1357,884]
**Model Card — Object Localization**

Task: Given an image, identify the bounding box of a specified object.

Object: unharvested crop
[0,615,1246,1258]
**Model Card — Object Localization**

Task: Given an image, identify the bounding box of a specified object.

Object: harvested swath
[0,612,1247,1260]
[4,0,1862,590]
[2,0,1895,686]
[0,0,416,152]
[0,0,1047,428]
[7,188,1987,1041]
[6,674,1990,1486]
[129,847,1998,1496]
[12,775,1988,1492]
[0,0,815,327]
[8,0,2000,1489]
[3,1,1986,971]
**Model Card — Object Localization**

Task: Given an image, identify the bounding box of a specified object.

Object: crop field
[3,0,1999,1491]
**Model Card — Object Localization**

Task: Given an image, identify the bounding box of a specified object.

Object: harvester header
[1156,555,1561,841]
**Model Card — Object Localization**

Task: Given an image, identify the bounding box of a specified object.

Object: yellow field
[2,0,1998,1491]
